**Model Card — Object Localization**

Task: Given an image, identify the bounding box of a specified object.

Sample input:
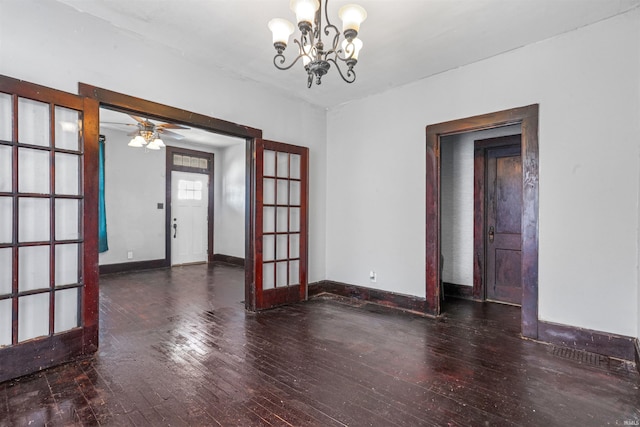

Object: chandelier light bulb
[269,18,295,52]
[290,0,319,33]
[338,4,367,40]
[342,37,363,61]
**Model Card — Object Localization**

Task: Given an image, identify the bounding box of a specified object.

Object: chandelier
[268,0,367,88]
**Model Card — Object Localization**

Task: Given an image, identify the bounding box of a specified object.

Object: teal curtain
[98,135,109,253]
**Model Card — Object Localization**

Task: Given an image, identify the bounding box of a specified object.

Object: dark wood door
[485,139,522,305]
[253,139,308,310]
[0,75,99,383]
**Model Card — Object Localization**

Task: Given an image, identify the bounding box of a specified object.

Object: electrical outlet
[127,250,133,260]
[369,270,376,282]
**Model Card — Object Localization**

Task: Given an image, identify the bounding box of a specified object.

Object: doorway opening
[80,84,262,311]
[425,105,539,339]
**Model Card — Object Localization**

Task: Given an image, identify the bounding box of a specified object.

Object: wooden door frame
[425,104,539,339]
[473,136,521,301]
[78,84,263,312]
[166,146,215,265]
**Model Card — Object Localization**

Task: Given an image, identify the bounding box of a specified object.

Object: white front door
[171,171,209,266]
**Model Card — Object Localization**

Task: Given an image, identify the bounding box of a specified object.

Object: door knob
[173,223,177,238]
[488,226,495,243]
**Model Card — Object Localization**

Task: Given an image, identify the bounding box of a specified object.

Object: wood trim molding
[99,259,167,275]
[213,254,245,267]
[426,104,539,339]
[309,280,431,316]
[78,84,262,139]
[538,321,636,361]
[443,282,475,300]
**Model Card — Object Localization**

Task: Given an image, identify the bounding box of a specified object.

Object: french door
[0,75,98,382]
[252,139,308,310]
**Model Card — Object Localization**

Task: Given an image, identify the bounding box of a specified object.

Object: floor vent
[550,346,609,367]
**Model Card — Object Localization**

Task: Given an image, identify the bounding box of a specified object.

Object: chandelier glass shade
[268,0,367,88]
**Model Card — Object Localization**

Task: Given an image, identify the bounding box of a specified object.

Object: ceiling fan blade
[100,121,137,126]
[129,115,148,124]
[156,123,189,130]
[159,129,185,140]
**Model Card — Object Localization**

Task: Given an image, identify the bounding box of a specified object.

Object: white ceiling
[99,108,245,148]
[60,0,639,110]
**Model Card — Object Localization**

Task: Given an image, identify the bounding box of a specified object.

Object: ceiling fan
[102,114,189,150]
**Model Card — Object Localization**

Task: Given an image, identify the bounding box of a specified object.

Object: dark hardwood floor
[1,263,638,426]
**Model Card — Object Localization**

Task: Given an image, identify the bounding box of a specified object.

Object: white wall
[98,127,166,264]
[0,0,327,282]
[327,9,640,337]
[214,143,246,258]
[441,125,521,286]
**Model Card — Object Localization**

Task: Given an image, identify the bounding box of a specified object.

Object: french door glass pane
[276,234,288,260]
[290,154,301,179]
[0,299,11,346]
[263,207,275,233]
[0,247,11,295]
[55,199,79,241]
[54,288,78,333]
[276,207,288,232]
[277,152,288,178]
[276,179,288,204]
[263,263,275,290]
[289,234,300,259]
[0,145,11,192]
[289,260,299,286]
[0,197,12,244]
[263,178,275,205]
[263,235,274,262]
[276,261,287,287]
[0,92,12,142]
[55,243,78,286]
[289,207,300,232]
[54,106,80,151]
[18,98,50,147]
[18,147,49,194]
[18,245,49,292]
[55,153,80,195]
[263,150,276,176]
[289,181,300,206]
[18,293,49,342]
[18,197,49,242]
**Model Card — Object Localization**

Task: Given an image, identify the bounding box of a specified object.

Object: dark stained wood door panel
[486,142,522,305]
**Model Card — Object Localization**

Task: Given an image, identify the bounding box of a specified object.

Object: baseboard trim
[309,280,430,316]
[538,320,636,361]
[99,259,167,275]
[443,282,475,300]
[212,254,245,267]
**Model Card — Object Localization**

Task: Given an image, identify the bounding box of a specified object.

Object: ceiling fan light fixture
[153,137,165,148]
[146,139,161,150]
[128,136,144,147]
